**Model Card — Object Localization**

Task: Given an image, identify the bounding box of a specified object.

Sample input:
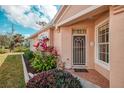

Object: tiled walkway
[66,69,109,88]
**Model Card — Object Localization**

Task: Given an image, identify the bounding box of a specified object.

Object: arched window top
[72,28,86,34]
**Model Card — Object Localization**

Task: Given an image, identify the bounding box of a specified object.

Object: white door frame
[71,33,87,68]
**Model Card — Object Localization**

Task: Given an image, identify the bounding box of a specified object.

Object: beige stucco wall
[60,27,72,68]
[49,29,54,46]
[94,11,110,80]
[53,29,62,56]
[56,20,95,69]
[109,6,124,87]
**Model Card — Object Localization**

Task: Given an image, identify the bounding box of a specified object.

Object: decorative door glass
[73,36,86,65]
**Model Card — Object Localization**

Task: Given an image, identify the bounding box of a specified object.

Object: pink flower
[33,41,39,48]
[33,37,58,56]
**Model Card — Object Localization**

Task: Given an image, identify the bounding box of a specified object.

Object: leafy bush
[26,69,82,88]
[20,47,30,53]
[24,49,34,60]
[14,47,22,52]
[31,52,57,72]
[14,46,29,52]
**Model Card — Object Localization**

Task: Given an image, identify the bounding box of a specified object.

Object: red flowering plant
[33,37,59,56]
[33,41,39,48]
[31,37,59,72]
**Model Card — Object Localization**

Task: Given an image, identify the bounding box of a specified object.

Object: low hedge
[23,49,34,60]
[14,47,29,52]
[26,69,82,88]
[30,52,57,72]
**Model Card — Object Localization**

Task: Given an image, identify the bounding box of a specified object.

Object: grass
[0,55,25,88]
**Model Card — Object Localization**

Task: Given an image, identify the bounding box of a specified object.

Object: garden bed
[23,55,37,74]
[23,49,58,75]
[23,54,83,88]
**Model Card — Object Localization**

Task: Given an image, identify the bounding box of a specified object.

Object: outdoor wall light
[90,41,94,47]
[55,26,60,33]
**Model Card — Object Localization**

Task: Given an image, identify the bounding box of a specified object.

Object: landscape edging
[21,54,30,83]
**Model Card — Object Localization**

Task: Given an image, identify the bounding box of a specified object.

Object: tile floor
[66,69,109,88]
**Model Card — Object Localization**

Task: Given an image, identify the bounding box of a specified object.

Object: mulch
[23,55,38,74]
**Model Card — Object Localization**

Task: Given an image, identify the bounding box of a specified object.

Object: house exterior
[28,5,124,87]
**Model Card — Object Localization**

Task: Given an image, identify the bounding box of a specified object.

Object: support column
[110,6,124,87]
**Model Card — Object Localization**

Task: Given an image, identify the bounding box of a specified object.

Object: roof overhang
[56,5,109,27]
[51,5,69,25]
[27,5,109,40]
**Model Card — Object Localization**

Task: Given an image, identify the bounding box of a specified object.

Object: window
[97,22,109,63]
[72,29,86,34]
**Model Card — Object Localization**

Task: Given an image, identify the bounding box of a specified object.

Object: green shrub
[14,47,22,52]
[26,69,82,88]
[14,46,29,52]
[24,49,34,60]
[31,52,57,72]
[21,47,30,52]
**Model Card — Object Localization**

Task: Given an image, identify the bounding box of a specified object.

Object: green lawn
[0,55,25,88]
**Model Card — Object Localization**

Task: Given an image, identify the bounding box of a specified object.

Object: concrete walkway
[7,52,24,55]
[0,54,8,67]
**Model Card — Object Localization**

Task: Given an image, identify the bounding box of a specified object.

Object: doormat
[74,69,88,72]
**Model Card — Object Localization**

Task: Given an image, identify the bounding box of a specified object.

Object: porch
[53,5,110,84]
[66,69,109,88]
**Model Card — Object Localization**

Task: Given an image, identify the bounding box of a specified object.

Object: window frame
[95,18,110,70]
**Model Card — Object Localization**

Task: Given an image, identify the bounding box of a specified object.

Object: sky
[0,5,61,38]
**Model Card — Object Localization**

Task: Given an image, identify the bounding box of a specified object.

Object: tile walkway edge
[79,77,100,88]
[69,72,101,88]
[21,54,30,84]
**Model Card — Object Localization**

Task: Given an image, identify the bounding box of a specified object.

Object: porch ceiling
[57,5,109,27]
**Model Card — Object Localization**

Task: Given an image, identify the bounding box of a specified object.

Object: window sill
[95,60,110,71]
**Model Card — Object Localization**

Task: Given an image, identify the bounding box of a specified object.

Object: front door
[73,36,86,65]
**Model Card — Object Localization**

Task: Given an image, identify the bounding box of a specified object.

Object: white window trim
[95,18,110,70]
